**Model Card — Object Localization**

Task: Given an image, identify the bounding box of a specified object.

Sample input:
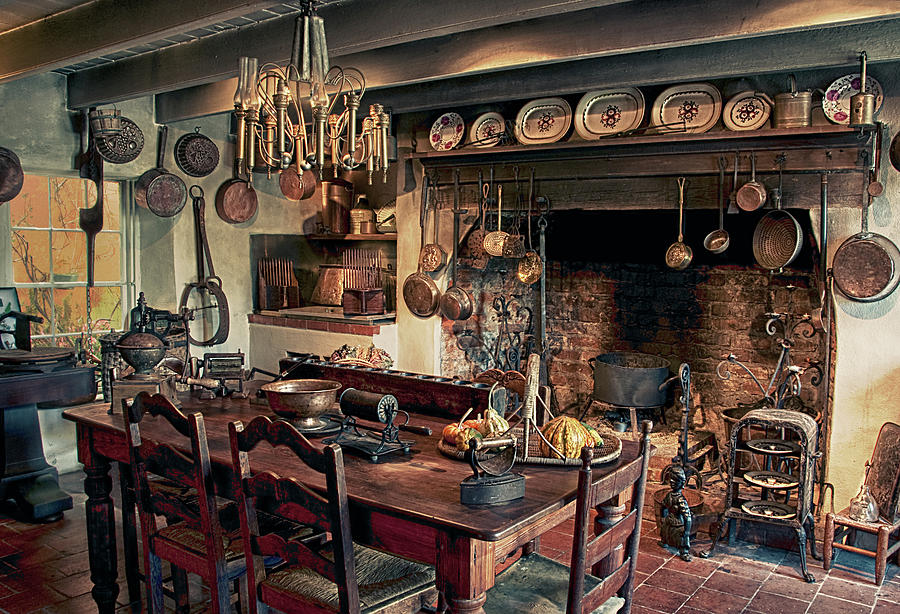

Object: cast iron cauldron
[588,352,672,408]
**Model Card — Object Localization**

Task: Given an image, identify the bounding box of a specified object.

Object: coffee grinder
[110,293,182,411]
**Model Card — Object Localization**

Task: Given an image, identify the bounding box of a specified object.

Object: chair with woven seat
[483,421,653,614]
[824,421,900,586]
[124,392,245,613]
[228,414,436,614]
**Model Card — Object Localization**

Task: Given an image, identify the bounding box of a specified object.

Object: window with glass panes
[6,174,129,355]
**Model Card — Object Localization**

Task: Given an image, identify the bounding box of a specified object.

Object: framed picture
[0,287,21,350]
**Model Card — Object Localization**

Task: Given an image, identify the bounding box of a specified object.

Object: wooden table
[64,394,647,614]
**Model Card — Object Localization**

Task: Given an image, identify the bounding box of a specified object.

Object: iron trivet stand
[702,408,821,582]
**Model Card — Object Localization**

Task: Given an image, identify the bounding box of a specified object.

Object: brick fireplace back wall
[440,210,825,429]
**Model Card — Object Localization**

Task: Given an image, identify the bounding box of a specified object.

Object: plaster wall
[824,63,900,507]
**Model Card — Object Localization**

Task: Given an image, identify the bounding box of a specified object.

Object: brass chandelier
[232,1,390,186]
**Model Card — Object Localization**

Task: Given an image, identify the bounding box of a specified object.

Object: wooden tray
[437,429,622,467]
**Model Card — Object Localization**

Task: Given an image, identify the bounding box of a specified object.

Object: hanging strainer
[752,156,802,271]
[484,184,509,257]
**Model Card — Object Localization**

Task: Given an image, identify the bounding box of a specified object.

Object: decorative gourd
[442,407,482,444]
[455,427,483,451]
[539,416,594,459]
[582,422,603,448]
[442,419,483,444]
[479,408,509,437]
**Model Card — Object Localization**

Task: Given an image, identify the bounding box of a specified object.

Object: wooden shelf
[307,233,397,241]
[409,125,876,177]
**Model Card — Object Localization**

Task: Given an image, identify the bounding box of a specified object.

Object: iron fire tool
[460,435,524,505]
[324,388,414,463]
[660,363,703,491]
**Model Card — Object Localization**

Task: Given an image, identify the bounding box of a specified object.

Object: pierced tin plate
[745,438,801,456]
[823,74,883,125]
[514,97,572,145]
[650,83,722,134]
[574,88,644,138]
[741,500,796,519]
[743,470,799,489]
[722,91,771,131]
[429,112,465,151]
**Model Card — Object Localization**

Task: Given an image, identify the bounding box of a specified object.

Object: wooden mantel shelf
[249,308,395,337]
[409,125,876,177]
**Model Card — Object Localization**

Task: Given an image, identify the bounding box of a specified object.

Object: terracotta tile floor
[0,474,897,613]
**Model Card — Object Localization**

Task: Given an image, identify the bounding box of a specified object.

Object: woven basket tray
[437,426,622,467]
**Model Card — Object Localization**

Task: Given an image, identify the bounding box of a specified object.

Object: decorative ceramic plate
[513,97,573,145]
[743,470,799,489]
[823,74,884,125]
[722,91,772,131]
[468,112,505,148]
[429,112,465,151]
[650,83,722,134]
[574,88,645,139]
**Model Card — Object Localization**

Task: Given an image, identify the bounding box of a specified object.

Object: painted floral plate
[429,112,465,151]
[513,97,572,145]
[574,87,644,139]
[650,83,722,134]
[823,74,883,125]
[722,91,771,131]
[468,112,505,148]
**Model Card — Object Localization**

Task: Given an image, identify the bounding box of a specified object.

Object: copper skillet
[279,131,317,201]
[403,177,441,317]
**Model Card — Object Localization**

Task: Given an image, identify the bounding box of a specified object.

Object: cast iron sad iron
[460,435,525,505]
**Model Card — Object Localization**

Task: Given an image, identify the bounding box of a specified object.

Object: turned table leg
[436,534,493,614]
[81,435,119,613]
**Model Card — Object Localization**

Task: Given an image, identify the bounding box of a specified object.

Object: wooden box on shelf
[342,289,385,316]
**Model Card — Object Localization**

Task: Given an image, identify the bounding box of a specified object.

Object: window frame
[4,172,136,348]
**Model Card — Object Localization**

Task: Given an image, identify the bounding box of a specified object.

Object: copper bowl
[260,379,342,427]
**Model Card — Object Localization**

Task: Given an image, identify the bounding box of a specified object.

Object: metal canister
[772,75,812,128]
[320,179,353,234]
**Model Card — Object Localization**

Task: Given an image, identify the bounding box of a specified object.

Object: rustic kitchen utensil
[441,170,474,321]
[179,185,230,346]
[773,74,813,128]
[849,52,876,128]
[403,181,441,318]
[666,177,693,270]
[517,168,544,284]
[174,127,220,177]
[752,158,803,271]
[78,145,104,286]
[727,150,740,214]
[135,126,187,217]
[0,146,24,203]
[832,175,900,302]
[466,172,489,268]
[215,170,258,224]
[95,117,144,164]
[889,132,900,173]
[736,152,766,211]
[502,168,526,258]
[704,156,730,253]
[419,180,447,273]
[403,261,441,318]
[484,184,509,257]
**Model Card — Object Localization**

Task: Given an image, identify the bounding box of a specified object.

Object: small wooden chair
[124,392,246,613]
[483,421,654,614]
[228,415,436,614]
[824,421,900,586]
